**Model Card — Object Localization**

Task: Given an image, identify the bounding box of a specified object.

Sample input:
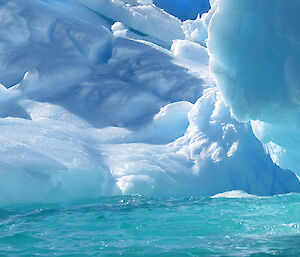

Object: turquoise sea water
[1,194,300,256]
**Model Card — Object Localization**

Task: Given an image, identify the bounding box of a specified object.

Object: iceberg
[0,0,299,206]
[208,0,300,175]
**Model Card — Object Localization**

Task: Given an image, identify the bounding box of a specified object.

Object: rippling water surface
[1,194,300,256]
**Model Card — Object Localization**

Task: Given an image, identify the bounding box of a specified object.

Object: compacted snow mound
[208,0,300,175]
[182,0,216,44]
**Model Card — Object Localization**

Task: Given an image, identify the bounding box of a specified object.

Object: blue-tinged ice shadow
[48,37,207,129]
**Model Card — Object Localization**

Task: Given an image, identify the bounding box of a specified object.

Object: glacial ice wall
[208,0,300,175]
[0,0,299,206]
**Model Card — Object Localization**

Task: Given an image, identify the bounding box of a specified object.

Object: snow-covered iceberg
[208,0,300,175]
[0,0,299,206]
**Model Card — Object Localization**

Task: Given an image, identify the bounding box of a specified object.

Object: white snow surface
[211,190,257,199]
[208,0,300,175]
[0,0,299,206]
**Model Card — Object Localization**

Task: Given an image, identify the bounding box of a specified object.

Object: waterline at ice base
[0,0,300,206]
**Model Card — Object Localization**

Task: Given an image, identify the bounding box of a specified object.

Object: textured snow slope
[0,0,299,206]
[208,0,300,175]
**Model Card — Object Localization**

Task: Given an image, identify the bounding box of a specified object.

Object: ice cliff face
[0,0,299,206]
[208,0,300,175]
